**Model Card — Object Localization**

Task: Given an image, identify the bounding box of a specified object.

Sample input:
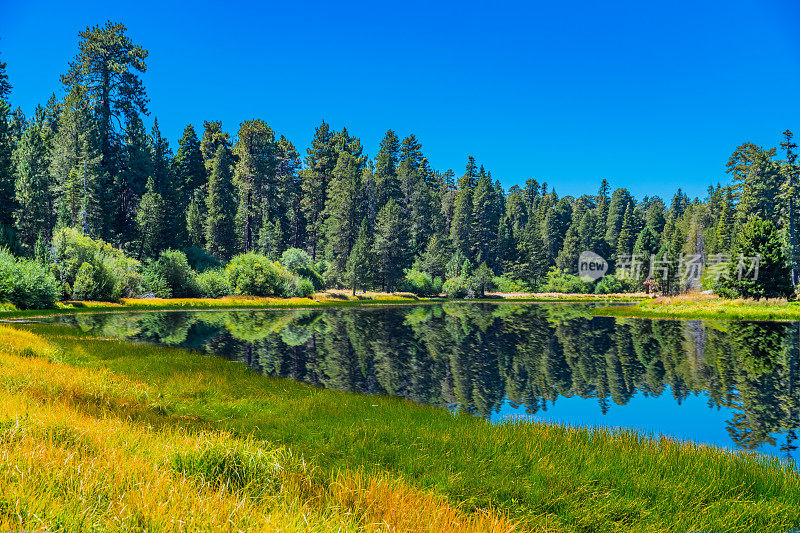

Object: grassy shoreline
[0,320,798,531]
[0,291,646,319]
[593,293,800,321]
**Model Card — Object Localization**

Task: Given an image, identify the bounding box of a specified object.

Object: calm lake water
[31,303,800,462]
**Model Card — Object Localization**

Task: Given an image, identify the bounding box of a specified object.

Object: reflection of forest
[62,304,800,455]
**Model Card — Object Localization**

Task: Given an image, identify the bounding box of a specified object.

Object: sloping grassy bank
[0,322,798,531]
[594,293,800,321]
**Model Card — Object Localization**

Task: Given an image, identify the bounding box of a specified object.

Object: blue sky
[2,0,799,200]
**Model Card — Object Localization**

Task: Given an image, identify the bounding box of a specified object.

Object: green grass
[0,320,798,531]
[0,291,644,320]
[594,293,800,321]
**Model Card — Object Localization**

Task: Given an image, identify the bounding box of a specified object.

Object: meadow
[0,317,799,532]
[594,293,800,321]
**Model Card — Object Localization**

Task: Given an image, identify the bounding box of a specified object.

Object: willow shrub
[0,249,60,309]
[227,253,298,297]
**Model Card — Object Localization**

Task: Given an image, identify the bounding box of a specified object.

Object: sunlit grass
[0,325,515,532]
[593,293,800,320]
[1,322,799,531]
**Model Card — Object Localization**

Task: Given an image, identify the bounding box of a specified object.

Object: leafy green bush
[443,276,474,298]
[280,248,313,270]
[400,269,442,296]
[148,250,200,298]
[51,228,142,301]
[594,274,628,294]
[72,262,102,300]
[539,267,593,294]
[492,274,530,293]
[295,266,325,290]
[197,268,233,298]
[294,277,315,298]
[0,248,60,309]
[141,267,172,298]
[226,253,297,297]
[184,246,222,273]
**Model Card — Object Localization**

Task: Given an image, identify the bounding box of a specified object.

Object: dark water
[32,303,800,462]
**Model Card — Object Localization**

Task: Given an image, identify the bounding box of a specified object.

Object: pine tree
[0,52,10,101]
[186,189,205,248]
[61,21,148,178]
[372,129,400,210]
[605,188,634,251]
[200,120,231,175]
[324,151,364,285]
[0,99,14,226]
[471,173,500,265]
[234,120,277,251]
[615,204,636,259]
[136,177,164,259]
[13,122,53,252]
[300,121,337,260]
[173,123,205,196]
[450,157,478,257]
[346,219,373,295]
[205,145,236,260]
[115,114,151,240]
[373,199,408,292]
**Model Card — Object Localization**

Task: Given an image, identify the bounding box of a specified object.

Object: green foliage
[51,228,142,301]
[442,276,474,298]
[492,274,530,293]
[294,277,315,298]
[280,248,312,270]
[594,274,628,294]
[226,253,297,297]
[399,268,442,296]
[148,250,200,298]
[718,216,793,299]
[539,267,592,294]
[184,246,221,273]
[196,268,233,298]
[0,248,60,309]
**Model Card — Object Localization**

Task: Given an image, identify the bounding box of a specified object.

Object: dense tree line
[1,22,798,297]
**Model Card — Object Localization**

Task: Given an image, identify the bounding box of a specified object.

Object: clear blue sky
[2,0,799,200]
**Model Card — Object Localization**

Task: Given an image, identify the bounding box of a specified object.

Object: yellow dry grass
[0,324,517,532]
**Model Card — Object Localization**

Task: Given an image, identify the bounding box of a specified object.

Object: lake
[29,302,800,462]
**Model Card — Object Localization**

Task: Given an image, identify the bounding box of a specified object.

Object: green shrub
[443,276,474,298]
[141,267,172,298]
[0,248,60,309]
[148,250,200,298]
[226,253,297,297]
[184,246,222,273]
[295,266,325,290]
[51,228,142,301]
[294,277,315,298]
[539,267,593,294]
[280,248,312,270]
[400,269,442,296]
[492,274,530,293]
[197,269,233,298]
[594,274,627,294]
[72,262,101,300]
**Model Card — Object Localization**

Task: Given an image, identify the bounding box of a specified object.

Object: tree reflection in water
[54,304,800,458]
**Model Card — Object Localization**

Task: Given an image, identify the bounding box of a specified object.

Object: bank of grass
[0,323,798,531]
[594,293,800,321]
[0,290,647,320]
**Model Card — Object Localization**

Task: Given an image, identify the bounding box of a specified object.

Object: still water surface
[33,303,800,462]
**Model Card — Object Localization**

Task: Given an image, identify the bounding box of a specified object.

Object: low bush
[492,274,530,293]
[51,228,142,301]
[594,274,628,294]
[400,269,442,296]
[227,253,298,297]
[294,277,316,298]
[538,267,593,294]
[0,248,60,309]
[148,250,200,298]
[197,269,233,298]
[443,276,474,298]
